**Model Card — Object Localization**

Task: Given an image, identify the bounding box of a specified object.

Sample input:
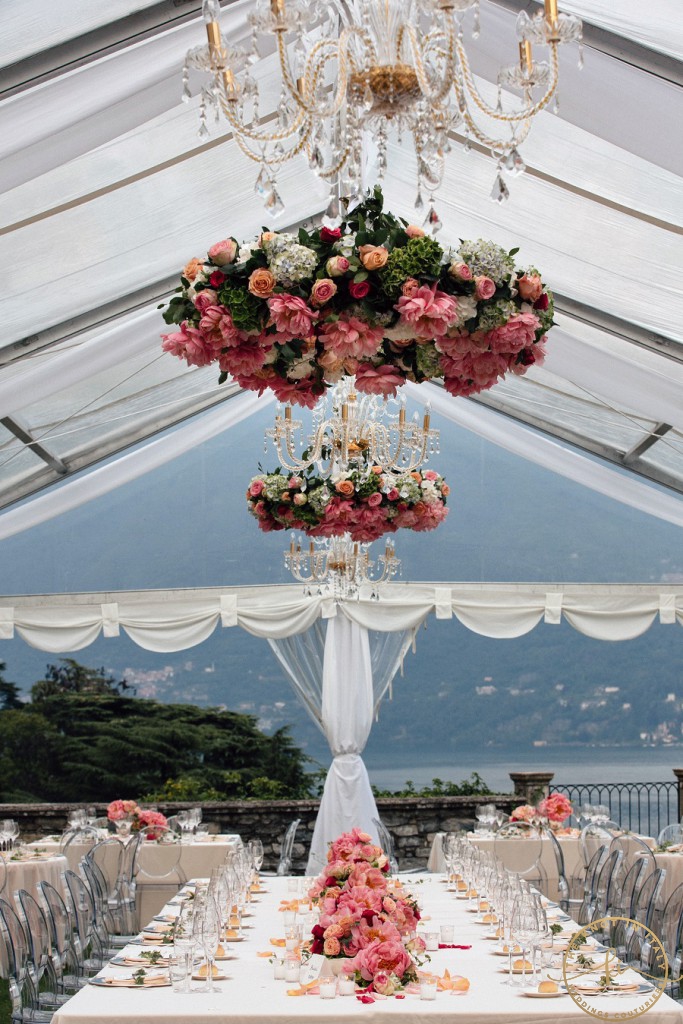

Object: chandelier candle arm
[188,0,582,209]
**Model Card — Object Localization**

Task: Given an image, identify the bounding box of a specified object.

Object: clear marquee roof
[0,0,682,538]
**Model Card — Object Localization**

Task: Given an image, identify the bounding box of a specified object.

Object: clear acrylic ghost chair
[38,881,88,991]
[544,826,583,917]
[62,868,110,971]
[59,827,100,857]
[276,819,300,876]
[0,896,55,1023]
[579,824,614,867]
[372,817,400,874]
[132,826,184,925]
[657,824,683,847]
[493,821,545,889]
[16,890,71,1007]
[0,851,6,895]
[622,868,666,969]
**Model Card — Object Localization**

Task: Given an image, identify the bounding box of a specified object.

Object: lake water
[365,745,683,793]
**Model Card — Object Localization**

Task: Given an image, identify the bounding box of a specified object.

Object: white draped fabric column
[307,616,380,874]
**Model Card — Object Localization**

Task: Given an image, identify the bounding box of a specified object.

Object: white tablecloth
[51,875,683,1024]
[1,854,68,978]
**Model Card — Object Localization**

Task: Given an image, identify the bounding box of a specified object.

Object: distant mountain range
[2,402,681,769]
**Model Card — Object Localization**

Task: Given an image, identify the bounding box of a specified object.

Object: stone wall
[0,794,519,872]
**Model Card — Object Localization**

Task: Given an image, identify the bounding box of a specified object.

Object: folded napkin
[103,974,168,987]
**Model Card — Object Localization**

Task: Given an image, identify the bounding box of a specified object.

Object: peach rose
[293,493,307,506]
[310,278,338,307]
[248,268,276,298]
[405,225,425,238]
[449,261,473,281]
[259,231,276,247]
[335,479,355,496]
[517,274,543,302]
[358,245,389,270]
[441,483,450,496]
[323,937,341,957]
[183,257,204,281]
[401,277,419,298]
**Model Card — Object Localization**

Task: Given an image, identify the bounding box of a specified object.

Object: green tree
[0,660,22,710]
[0,709,61,801]
[30,657,133,701]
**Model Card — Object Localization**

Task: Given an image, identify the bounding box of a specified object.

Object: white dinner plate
[523,989,568,998]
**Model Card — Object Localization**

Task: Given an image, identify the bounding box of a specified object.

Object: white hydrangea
[453,294,478,327]
[457,239,515,285]
[269,244,318,287]
[287,356,317,380]
[335,232,356,258]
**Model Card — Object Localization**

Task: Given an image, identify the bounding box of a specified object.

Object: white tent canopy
[0,1,682,857]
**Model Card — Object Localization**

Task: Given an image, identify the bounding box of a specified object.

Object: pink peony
[218,340,270,376]
[511,804,536,822]
[161,323,216,367]
[199,304,248,348]
[411,502,448,532]
[474,275,496,300]
[395,284,459,338]
[208,238,238,266]
[353,938,413,982]
[537,793,572,823]
[485,311,540,355]
[354,363,405,397]
[269,375,324,409]
[318,316,384,360]
[267,293,319,339]
[107,799,140,822]
[310,278,338,307]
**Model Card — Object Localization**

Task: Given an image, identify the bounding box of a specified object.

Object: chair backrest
[614,856,649,918]
[16,887,61,993]
[60,825,101,855]
[133,826,183,881]
[39,880,73,958]
[276,819,300,875]
[0,896,29,980]
[659,881,683,966]
[592,847,624,919]
[658,823,683,847]
[372,817,399,873]
[63,868,96,946]
[633,868,666,929]
[580,824,613,866]
[87,838,124,899]
[543,827,570,902]
[0,851,5,895]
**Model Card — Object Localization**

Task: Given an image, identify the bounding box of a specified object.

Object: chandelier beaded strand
[184,0,582,220]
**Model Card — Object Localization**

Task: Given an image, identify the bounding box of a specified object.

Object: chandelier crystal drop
[264,377,439,477]
[285,532,400,600]
[185,0,582,212]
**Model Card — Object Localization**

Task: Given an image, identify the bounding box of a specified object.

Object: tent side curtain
[0,583,681,651]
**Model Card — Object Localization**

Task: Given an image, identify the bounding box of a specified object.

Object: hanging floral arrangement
[161,187,553,408]
[246,461,449,544]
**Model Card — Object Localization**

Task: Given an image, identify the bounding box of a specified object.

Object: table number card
[299,954,325,985]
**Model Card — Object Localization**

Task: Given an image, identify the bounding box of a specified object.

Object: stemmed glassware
[197,895,221,993]
[173,901,197,994]
[248,838,264,876]
[176,811,192,844]
[510,897,541,988]
[1,820,19,852]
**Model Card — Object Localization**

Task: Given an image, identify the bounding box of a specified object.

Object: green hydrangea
[218,282,265,332]
[262,474,289,501]
[307,485,333,514]
[477,299,517,332]
[380,237,444,300]
[415,344,444,379]
[394,475,421,502]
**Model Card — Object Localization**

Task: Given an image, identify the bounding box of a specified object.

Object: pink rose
[326,255,350,277]
[310,278,338,307]
[193,288,218,312]
[348,280,370,299]
[401,277,419,298]
[372,972,399,996]
[249,479,264,497]
[208,238,238,266]
[449,261,473,281]
[324,937,341,956]
[366,492,382,507]
[267,293,319,339]
[405,225,425,238]
[475,275,496,300]
[320,226,342,244]
[387,488,399,501]
[517,273,543,302]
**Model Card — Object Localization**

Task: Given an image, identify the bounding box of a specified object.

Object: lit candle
[338,975,355,996]
[420,977,438,1000]
[319,978,337,999]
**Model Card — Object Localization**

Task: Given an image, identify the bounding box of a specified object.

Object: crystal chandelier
[264,377,439,476]
[186,0,582,218]
[285,532,400,598]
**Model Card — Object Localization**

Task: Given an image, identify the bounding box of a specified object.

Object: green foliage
[380,236,444,299]
[371,772,492,798]
[217,281,264,331]
[0,660,22,709]
[0,660,313,803]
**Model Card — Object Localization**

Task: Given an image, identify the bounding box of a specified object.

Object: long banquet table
[51,875,683,1024]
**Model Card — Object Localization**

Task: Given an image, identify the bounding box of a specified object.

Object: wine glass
[510,898,540,988]
[248,838,264,875]
[198,897,221,993]
[176,811,191,844]
[174,902,196,994]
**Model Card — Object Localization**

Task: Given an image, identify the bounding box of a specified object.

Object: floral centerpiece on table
[307,828,425,994]
[161,187,554,408]
[511,793,573,830]
[247,460,449,543]
[107,800,168,839]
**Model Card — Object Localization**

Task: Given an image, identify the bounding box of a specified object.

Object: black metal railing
[549,780,678,838]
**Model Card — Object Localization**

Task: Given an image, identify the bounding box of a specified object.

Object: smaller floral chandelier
[285,532,400,599]
[265,377,438,476]
[184,0,582,217]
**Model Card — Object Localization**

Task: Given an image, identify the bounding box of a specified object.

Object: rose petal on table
[270,938,286,947]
